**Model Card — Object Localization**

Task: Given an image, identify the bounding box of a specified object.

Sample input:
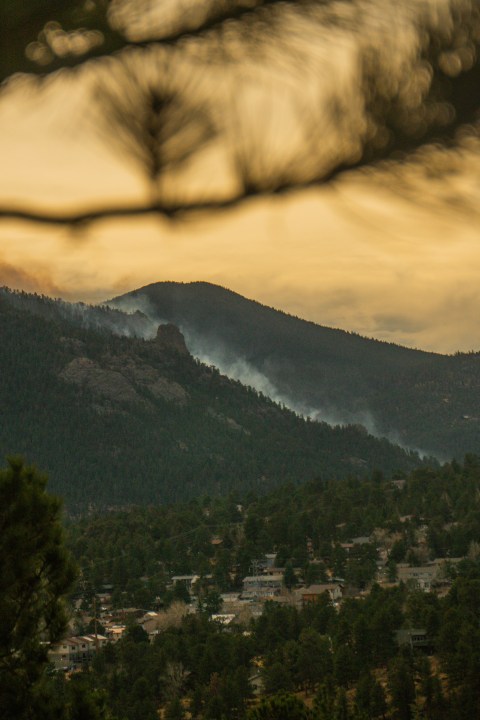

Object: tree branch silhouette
[0,179,331,227]
[1,0,480,230]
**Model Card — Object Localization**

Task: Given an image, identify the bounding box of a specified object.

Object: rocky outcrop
[59,357,144,405]
[149,377,188,404]
[59,354,189,409]
[110,357,189,405]
[154,324,189,355]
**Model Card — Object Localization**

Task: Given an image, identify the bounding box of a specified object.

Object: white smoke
[103,293,439,458]
[102,294,164,338]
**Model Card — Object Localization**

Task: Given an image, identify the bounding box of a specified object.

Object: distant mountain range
[110,281,480,460]
[0,288,421,510]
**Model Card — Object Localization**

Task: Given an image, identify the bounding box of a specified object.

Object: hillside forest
[0,288,422,510]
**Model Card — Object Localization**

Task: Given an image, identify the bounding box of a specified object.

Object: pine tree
[165,697,185,720]
[283,562,297,590]
[0,458,77,720]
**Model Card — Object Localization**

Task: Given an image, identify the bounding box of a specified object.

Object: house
[171,575,200,592]
[295,583,343,607]
[251,553,280,573]
[264,553,277,568]
[220,592,241,604]
[48,634,108,670]
[105,625,126,642]
[396,628,432,651]
[396,564,438,591]
[242,573,284,599]
[262,566,286,577]
[114,607,145,621]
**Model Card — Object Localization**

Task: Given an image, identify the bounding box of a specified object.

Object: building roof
[243,574,284,583]
[299,583,342,594]
[211,614,236,625]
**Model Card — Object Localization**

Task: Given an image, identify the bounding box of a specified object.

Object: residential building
[48,634,108,671]
[396,564,438,591]
[396,628,432,651]
[295,583,343,607]
[242,573,284,599]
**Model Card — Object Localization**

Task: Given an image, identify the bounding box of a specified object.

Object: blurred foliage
[1,1,480,223]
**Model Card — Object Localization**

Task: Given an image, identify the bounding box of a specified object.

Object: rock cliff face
[58,323,189,410]
[59,357,143,406]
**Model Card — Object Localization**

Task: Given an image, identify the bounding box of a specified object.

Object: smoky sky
[1,0,480,354]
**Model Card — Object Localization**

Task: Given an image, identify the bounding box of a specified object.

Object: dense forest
[50,456,480,719]
[112,281,480,459]
[0,288,421,510]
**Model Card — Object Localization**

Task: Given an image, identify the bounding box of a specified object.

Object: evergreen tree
[165,697,185,720]
[334,688,350,720]
[297,629,332,692]
[283,562,297,590]
[263,661,294,695]
[388,656,416,720]
[355,671,387,719]
[247,693,312,720]
[0,458,77,720]
[314,679,337,720]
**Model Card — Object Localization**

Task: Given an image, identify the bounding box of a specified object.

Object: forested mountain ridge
[0,288,421,510]
[111,281,480,459]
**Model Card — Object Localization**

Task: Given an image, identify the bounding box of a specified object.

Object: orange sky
[1,73,480,354]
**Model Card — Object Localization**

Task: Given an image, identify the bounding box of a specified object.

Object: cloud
[0,259,63,297]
